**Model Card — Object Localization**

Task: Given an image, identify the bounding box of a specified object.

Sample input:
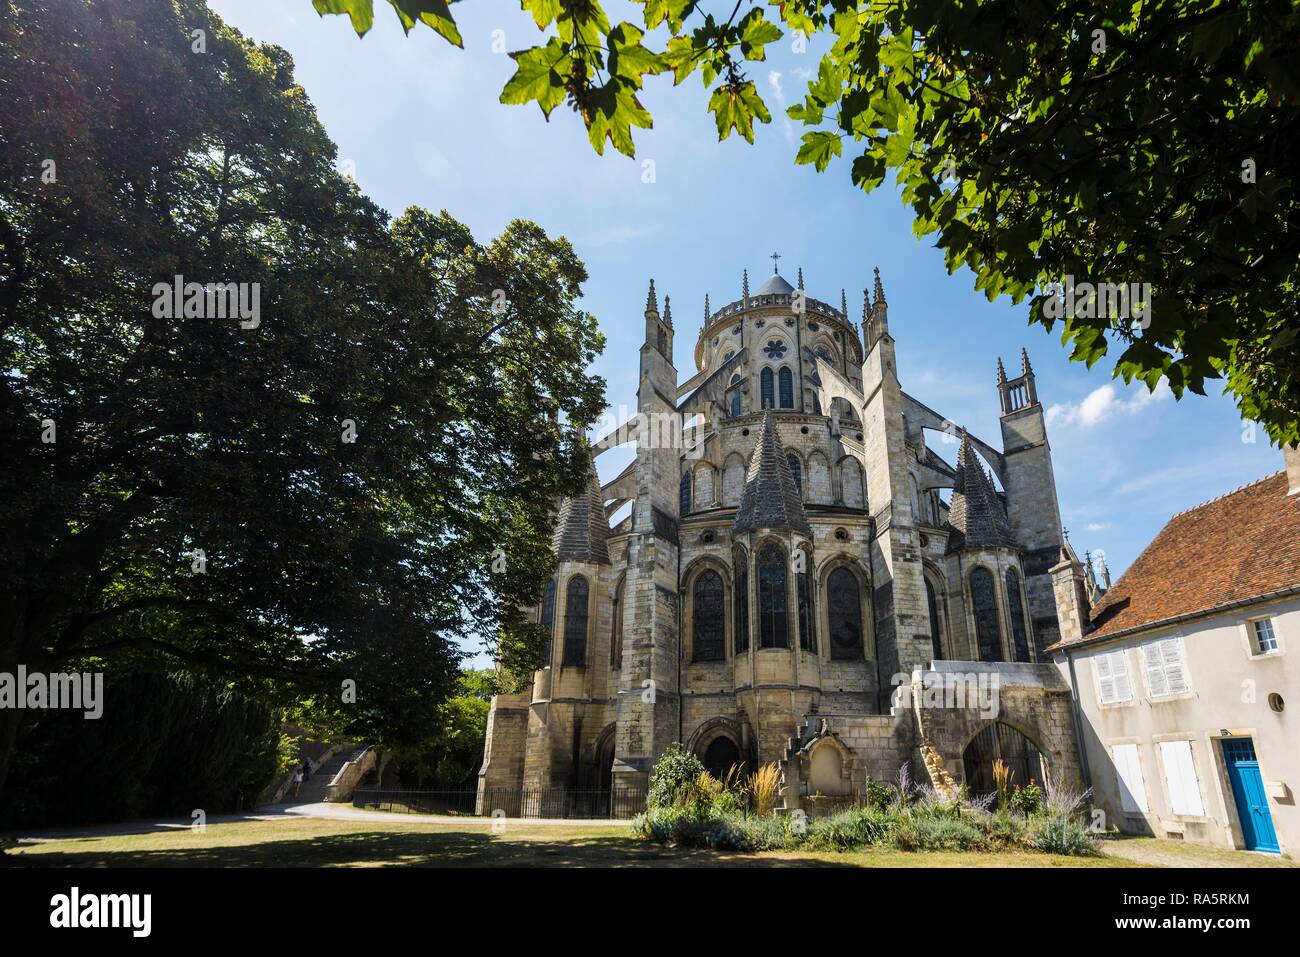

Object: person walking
[291,767,304,799]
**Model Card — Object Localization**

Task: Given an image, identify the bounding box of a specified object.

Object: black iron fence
[352,787,647,820]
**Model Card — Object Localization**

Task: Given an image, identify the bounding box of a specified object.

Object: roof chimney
[1286,444,1300,495]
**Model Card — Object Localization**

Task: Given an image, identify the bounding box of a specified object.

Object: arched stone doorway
[962,722,1048,802]
[702,736,742,782]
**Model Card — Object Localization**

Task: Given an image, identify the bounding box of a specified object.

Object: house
[1049,448,1300,854]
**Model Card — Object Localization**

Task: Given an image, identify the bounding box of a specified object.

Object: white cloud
[1085,522,1111,532]
[767,70,795,145]
[1045,379,1172,429]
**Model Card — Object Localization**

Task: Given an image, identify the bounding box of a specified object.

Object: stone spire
[797,267,805,291]
[1100,555,1112,589]
[841,288,848,320]
[946,430,1013,552]
[872,267,887,309]
[732,410,811,536]
[742,268,750,307]
[1021,347,1033,376]
[645,278,658,317]
[996,357,1007,385]
[663,295,673,328]
[704,293,710,325]
[552,456,611,564]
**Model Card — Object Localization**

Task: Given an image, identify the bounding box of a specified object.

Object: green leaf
[500,37,569,118]
[391,0,463,47]
[709,81,771,143]
[519,0,561,30]
[609,22,664,90]
[739,10,783,62]
[796,130,842,172]
[313,0,375,36]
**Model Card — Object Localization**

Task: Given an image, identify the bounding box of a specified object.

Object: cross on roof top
[769,251,781,273]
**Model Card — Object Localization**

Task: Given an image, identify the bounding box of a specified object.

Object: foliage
[1010,782,1045,818]
[0,0,606,798]
[803,806,896,850]
[862,775,894,812]
[1,670,281,829]
[1029,815,1099,856]
[748,762,781,816]
[992,759,1013,808]
[318,0,1300,444]
[646,743,707,809]
[893,816,984,852]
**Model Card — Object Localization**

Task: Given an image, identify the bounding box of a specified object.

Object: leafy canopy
[317,0,1300,444]
[0,0,605,794]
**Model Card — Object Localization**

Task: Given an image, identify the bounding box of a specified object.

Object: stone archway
[702,736,742,782]
[962,721,1048,801]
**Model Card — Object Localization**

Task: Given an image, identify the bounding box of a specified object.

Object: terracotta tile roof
[1060,471,1300,646]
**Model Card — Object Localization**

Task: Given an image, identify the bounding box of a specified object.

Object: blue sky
[211,1,1283,655]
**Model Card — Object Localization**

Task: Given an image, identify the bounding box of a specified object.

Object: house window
[1141,636,1188,698]
[1093,648,1133,705]
[679,471,691,516]
[692,570,725,662]
[1111,743,1149,813]
[1158,740,1205,816]
[757,545,789,648]
[925,577,943,660]
[760,367,775,409]
[730,389,742,417]
[827,567,864,660]
[1252,618,1278,654]
[778,366,794,408]
[562,576,589,666]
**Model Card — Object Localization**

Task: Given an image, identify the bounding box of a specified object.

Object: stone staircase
[287,746,370,804]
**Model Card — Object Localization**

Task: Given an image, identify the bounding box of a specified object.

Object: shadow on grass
[9,829,858,869]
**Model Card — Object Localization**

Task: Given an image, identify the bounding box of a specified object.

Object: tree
[315,0,1300,444]
[0,0,606,800]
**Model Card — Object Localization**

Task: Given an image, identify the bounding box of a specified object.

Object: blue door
[1222,738,1280,853]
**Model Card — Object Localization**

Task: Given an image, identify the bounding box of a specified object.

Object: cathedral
[477,263,1085,814]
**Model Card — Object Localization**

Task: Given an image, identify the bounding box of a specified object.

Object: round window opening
[1269,693,1285,713]
[834,528,849,541]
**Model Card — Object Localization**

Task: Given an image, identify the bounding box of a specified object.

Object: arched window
[760,367,775,409]
[733,547,749,654]
[679,471,691,515]
[562,576,589,666]
[692,570,725,661]
[1006,568,1031,662]
[787,454,802,497]
[828,567,863,659]
[611,577,624,669]
[797,550,815,652]
[757,545,789,648]
[540,578,557,666]
[729,374,743,417]
[925,577,943,660]
[778,366,794,408]
[970,568,1002,662]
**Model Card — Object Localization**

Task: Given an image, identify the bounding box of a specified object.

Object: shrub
[912,786,963,820]
[647,744,707,809]
[707,813,799,852]
[749,762,781,816]
[1010,782,1045,818]
[863,776,894,812]
[1029,816,1098,856]
[635,804,715,846]
[983,811,1028,848]
[906,817,985,851]
[804,807,897,850]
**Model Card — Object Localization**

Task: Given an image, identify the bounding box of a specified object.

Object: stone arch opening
[962,721,1048,803]
[702,736,743,782]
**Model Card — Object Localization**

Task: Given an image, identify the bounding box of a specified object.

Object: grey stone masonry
[732,410,812,535]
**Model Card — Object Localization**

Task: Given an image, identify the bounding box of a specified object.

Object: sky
[210,1,1283,659]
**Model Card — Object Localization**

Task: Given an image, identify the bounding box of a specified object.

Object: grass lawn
[6,811,1293,868]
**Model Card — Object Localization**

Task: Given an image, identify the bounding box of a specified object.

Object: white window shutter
[1162,638,1188,694]
[1142,642,1169,697]
[1113,744,1148,813]
[1159,741,1204,816]
[1112,654,1133,702]
[1095,653,1115,704]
